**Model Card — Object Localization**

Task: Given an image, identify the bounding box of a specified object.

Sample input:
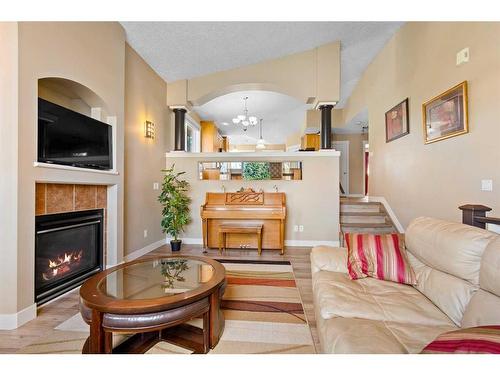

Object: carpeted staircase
[340,199,398,245]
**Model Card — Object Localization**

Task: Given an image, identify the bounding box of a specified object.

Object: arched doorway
[192,88,312,152]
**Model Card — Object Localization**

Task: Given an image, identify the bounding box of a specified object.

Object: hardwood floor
[0,245,319,354]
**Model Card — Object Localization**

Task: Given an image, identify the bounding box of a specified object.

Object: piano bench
[218,224,264,255]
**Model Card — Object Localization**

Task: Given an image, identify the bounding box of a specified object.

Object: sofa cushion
[462,290,500,328]
[313,270,454,326]
[421,326,500,354]
[310,246,348,274]
[345,233,416,285]
[479,236,500,296]
[408,252,478,326]
[320,317,406,354]
[461,236,500,327]
[320,317,453,354]
[405,217,496,285]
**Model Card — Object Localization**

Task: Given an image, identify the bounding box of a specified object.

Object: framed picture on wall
[422,81,469,144]
[385,98,409,142]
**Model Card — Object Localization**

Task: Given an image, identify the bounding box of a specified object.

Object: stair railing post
[458,204,492,229]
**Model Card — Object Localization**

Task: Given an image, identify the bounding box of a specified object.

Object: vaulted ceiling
[121,22,403,108]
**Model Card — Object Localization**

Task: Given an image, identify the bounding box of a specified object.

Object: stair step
[341,226,397,234]
[340,202,382,206]
[340,211,386,216]
[340,204,381,213]
[341,215,387,224]
[342,223,393,228]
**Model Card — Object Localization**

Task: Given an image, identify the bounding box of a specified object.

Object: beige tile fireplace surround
[36,183,107,214]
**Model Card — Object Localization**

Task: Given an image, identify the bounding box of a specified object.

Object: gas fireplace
[35,209,104,304]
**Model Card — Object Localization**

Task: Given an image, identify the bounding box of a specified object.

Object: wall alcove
[36,77,118,173]
[34,77,121,305]
[38,77,111,120]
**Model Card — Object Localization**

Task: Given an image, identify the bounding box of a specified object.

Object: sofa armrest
[311,246,348,274]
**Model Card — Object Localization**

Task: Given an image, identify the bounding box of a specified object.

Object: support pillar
[173,108,187,151]
[319,104,333,149]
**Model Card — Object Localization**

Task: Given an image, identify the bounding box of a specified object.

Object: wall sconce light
[144,121,155,139]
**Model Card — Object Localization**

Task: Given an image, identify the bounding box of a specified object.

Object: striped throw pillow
[345,233,416,285]
[422,326,500,354]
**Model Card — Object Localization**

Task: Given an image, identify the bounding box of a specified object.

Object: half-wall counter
[165,151,341,248]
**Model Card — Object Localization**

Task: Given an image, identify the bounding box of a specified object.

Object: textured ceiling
[121,22,403,108]
[194,90,310,145]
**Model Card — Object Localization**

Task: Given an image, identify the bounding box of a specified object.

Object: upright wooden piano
[200,190,286,254]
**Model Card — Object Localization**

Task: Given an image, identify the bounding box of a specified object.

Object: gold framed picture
[422,81,469,144]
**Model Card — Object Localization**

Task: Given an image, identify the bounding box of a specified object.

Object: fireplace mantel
[34,161,119,175]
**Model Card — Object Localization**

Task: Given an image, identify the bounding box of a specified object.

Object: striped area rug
[18,259,315,354]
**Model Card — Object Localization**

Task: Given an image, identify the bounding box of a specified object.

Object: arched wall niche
[38,77,111,120]
[189,82,307,107]
[37,76,119,178]
[168,41,340,112]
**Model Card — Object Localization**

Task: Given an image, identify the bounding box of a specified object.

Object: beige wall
[0,22,19,316]
[342,22,500,227]
[165,153,340,245]
[124,45,170,255]
[168,42,341,107]
[11,22,126,316]
[333,133,368,195]
[286,131,302,148]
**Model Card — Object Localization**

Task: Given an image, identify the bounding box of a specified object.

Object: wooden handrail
[475,216,500,225]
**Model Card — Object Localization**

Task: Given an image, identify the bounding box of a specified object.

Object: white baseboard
[369,196,405,233]
[166,237,203,245]
[162,237,340,249]
[0,303,37,330]
[124,238,167,262]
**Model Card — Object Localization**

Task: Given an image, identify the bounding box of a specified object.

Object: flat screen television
[38,98,113,170]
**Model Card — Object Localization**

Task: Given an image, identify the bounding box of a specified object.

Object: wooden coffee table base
[82,298,225,355]
[81,292,225,354]
[82,321,216,354]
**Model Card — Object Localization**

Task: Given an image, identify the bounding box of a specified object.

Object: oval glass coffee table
[79,255,226,354]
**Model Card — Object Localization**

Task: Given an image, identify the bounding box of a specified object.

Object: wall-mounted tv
[38,98,113,170]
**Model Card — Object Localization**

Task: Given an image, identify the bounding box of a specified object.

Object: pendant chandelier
[256,119,266,150]
[232,96,258,131]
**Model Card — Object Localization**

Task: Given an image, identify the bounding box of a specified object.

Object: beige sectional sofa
[311,217,500,353]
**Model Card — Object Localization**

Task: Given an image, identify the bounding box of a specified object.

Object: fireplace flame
[42,250,83,281]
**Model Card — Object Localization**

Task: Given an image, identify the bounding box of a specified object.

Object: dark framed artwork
[422,81,469,144]
[385,98,410,142]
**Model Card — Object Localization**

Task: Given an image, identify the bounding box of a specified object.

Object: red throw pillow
[345,233,416,285]
[422,326,500,354]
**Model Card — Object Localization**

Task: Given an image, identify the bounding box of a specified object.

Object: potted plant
[158,165,191,252]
